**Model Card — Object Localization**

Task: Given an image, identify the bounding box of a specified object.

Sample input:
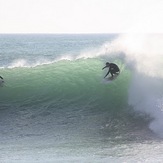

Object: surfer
[0,76,3,80]
[102,62,120,78]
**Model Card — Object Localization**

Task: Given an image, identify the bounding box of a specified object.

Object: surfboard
[103,73,119,84]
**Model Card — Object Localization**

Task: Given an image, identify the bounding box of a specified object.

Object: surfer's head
[106,62,110,66]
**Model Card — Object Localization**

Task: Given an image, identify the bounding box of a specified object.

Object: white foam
[8,59,28,68]
[110,34,163,137]
[7,58,54,68]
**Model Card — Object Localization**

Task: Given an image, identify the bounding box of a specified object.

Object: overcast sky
[0,0,163,33]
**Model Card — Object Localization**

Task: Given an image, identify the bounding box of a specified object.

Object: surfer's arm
[102,66,107,70]
[0,76,3,79]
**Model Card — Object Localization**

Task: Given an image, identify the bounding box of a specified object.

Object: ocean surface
[1,34,163,162]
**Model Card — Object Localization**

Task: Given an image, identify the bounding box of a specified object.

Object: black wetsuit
[103,63,120,78]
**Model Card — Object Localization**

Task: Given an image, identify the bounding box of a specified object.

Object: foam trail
[108,34,163,137]
[8,59,28,68]
[7,58,55,68]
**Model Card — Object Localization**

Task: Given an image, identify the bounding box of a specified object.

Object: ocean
[1,34,163,162]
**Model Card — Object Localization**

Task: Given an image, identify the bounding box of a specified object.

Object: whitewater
[1,34,163,162]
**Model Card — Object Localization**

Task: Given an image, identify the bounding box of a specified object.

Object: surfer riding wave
[102,62,120,78]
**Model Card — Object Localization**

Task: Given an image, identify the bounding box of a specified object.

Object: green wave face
[0,59,130,114]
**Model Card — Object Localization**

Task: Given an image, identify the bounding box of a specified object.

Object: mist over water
[106,34,163,137]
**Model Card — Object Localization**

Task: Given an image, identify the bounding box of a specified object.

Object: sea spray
[107,34,163,137]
